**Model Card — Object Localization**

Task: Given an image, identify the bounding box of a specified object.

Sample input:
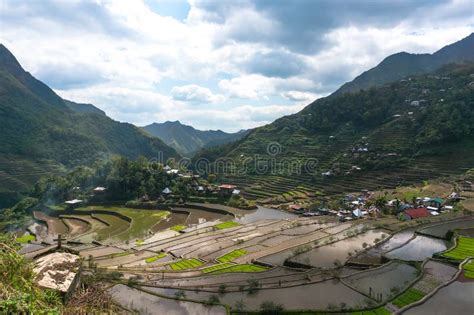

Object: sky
[0,0,473,132]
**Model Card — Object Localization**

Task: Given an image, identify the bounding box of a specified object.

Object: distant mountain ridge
[192,35,474,200]
[64,99,106,116]
[142,120,249,156]
[0,44,179,207]
[335,33,474,95]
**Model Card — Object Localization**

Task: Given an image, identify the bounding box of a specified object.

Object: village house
[462,181,472,192]
[288,204,305,213]
[218,184,237,197]
[196,186,205,194]
[428,197,444,209]
[352,208,367,218]
[93,186,106,193]
[64,199,83,206]
[400,207,430,220]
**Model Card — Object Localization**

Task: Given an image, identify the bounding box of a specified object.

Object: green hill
[193,63,474,200]
[142,120,249,156]
[335,33,474,95]
[0,44,180,208]
[63,99,106,116]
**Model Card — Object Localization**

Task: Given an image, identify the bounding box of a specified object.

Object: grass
[392,288,426,308]
[145,253,167,264]
[207,264,269,274]
[442,236,474,260]
[463,260,474,279]
[76,205,170,240]
[92,213,129,240]
[214,221,240,230]
[217,249,248,263]
[350,307,391,315]
[0,234,63,313]
[170,225,186,232]
[169,258,204,271]
[201,262,235,273]
[15,234,35,244]
[135,239,145,246]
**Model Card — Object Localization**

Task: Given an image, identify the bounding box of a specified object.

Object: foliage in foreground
[0,234,62,314]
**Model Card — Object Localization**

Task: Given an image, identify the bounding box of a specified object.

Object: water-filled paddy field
[418,217,474,239]
[343,262,418,301]
[385,235,448,261]
[233,206,298,224]
[403,279,474,315]
[289,229,387,268]
[107,284,226,315]
[141,279,373,311]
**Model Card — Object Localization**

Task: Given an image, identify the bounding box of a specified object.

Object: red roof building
[289,204,305,212]
[404,207,430,219]
[218,184,236,190]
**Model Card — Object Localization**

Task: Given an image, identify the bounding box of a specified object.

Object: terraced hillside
[194,64,474,200]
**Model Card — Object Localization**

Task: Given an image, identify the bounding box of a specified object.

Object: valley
[0,24,473,315]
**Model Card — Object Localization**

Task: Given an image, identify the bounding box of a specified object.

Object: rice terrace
[1,2,474,314]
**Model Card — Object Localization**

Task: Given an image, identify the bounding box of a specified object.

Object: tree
[247,279,259,294]
[206,295,220,305]
[174,290,186,299]
[234,300,245,311]
[218,284,227,294]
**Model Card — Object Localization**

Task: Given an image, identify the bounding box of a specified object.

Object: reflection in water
[108,284,226,315]
[234,206,298,224]
[385,235,447,261]
[404,280,474,315]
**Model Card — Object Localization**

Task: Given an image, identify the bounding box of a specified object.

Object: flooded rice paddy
[403,279,474,315]
[108,284,226,315]
[142,279,372,311]
[385,235,448,261]
[233,206,297,224]
[290,229,387,268]
[344,262,418,300]
[418,217,474,239]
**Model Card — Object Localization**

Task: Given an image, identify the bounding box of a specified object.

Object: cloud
[0,0,472,131]
[171,84,225,103]
[35,62,107,89]
[193,0,473,54]
[282,91,318,102]
[241,50,306,78]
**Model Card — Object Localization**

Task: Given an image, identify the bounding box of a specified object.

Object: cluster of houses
[396,196,453,220]
[65,177,242,205]
[287,186,465,222]
[288,190,378,220]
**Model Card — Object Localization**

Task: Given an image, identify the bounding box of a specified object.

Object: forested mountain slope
[143,120,249,156]
[194,64,474,200]
[335,33,474,95]
[0,44,179,207]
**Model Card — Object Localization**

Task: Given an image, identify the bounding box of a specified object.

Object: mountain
[64,99,106,116]
[142,120,249,156]
[194,62,474,201]
[335,33,474,95]
[0,44,180,207]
